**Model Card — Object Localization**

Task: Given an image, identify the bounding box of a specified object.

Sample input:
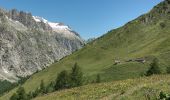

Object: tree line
[10,63,101,100]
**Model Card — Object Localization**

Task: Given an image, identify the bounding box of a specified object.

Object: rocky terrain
[0,8,84,82]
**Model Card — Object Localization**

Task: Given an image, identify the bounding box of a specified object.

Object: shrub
[159,22,166,28]
[159,91,170,99]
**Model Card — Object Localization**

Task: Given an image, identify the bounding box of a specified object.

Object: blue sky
[0,0,163,40]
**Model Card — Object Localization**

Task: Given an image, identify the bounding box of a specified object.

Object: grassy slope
[1,1,170,99]
[33,75,170,100]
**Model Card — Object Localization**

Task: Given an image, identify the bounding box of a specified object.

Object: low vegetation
[159,91,170,100]
[10,58,167,100]
[33,75,170,100]
[10,87,28,100]
[0,81,17,96]
[0,76,29,97]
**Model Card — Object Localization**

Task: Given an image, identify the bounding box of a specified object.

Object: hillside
[1,0,170,99]
[33,75,170,100]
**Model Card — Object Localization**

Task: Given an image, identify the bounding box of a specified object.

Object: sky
[0,0,163,40]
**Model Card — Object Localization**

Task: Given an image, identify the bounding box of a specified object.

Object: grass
[1,1,170,99]
[33,75,170,100]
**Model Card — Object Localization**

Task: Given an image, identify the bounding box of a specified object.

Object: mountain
[1,0,170,99]
[0,8,84,82]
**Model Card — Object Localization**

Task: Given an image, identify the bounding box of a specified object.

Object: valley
[1,0,170,100]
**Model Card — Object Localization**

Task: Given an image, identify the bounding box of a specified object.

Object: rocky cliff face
[0,8,84,82]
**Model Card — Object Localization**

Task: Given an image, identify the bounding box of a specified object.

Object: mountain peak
[32,16,76,36]
[32,16,70,30]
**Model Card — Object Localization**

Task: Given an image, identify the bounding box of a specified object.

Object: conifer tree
[40,80,46,94]
[146,58,161,76]
[55,70,70,90]
[96,74,101,83]
[70,63,83,87]
[10,86,28,100]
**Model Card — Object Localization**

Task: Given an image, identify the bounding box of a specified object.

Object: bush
[159,91,170,99]
[159,22,166,28]
[146,58,161,76]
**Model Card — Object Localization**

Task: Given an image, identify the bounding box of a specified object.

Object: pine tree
[146,58,161,76]
[40,80,46,94]
[70,63,83,87]
[27,91,33,99]
[17,86,28,100]
[19,11,27,25]
[55,70,70,90]
[10,86,28,100]
[11,9,18,20]
[46,81,55,93]
[32,88,40,98]
[10,93,18,100]
[167,67,170,74]
[96,74,101,83]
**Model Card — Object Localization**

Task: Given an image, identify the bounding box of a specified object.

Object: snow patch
[32,16,79,38]
[2,67,8,74]
[15,20,20,23]
[33,16,48,23]
[48,22,71,30]
[33,16,72,31]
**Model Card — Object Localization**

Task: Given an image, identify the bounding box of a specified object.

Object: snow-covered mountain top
[32,16,83,40]
[48,22,71,31]
[33,16,71,31]
[33,16,48,23]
